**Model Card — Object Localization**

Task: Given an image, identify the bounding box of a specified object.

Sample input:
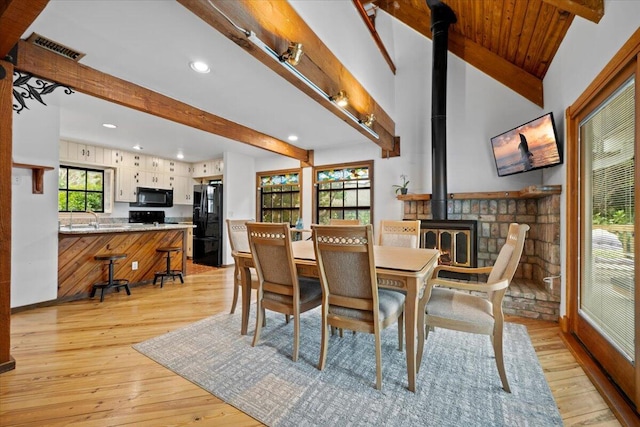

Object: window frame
[312,160,374,225]
[58,164,106,213]
[256,168,302,226]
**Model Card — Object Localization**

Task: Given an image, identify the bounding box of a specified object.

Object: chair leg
[375,328,382,390]
[252,293,264,348]
[292,310,300,362]
[230,278,239,314]
[416,296,428,373]
[492,323,511,393]
[124,284,131,295]
[318,309,329,371]
[397,310,404,351]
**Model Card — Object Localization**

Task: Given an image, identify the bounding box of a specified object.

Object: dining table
[233,239,440,392]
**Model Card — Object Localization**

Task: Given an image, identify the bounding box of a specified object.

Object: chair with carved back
[226,219,257,314]
[416,223,530,392]
[312,224,405,390]
[246,222,322,362]
[378,219,421,248]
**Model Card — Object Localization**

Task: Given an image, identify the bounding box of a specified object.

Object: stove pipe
[428,1,456,220]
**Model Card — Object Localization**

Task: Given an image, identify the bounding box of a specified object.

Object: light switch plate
[132,261,138,270]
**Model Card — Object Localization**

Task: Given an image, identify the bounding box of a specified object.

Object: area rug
[134,308,562,426]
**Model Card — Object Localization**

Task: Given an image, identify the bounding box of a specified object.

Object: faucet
[86,209,99,229]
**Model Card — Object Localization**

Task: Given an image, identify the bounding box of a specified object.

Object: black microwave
[130,187,173,207]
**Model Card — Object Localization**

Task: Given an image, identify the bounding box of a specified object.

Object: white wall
[541,0,640,316]
[12,101,60,307]
[222,151,256,265]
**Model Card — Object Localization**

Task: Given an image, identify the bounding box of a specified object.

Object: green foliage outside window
[315,165,371,225]
[59,166,104,212]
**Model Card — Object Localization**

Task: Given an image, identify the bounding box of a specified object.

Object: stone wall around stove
[403,194,561,293]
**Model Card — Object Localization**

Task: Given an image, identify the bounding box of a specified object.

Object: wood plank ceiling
[365,0,604,107]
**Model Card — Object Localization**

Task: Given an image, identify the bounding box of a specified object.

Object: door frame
[566,28,640,410]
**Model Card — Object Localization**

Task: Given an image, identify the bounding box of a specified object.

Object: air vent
[26,33,85,61]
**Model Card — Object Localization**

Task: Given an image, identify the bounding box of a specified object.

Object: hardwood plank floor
[1,266,621,426]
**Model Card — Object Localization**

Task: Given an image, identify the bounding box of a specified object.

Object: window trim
[58,164,106,213]
[256,167,303,226]
[312,160,374,225]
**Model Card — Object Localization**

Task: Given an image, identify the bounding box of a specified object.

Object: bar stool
[91,253,131,302]
[154,247,184,287]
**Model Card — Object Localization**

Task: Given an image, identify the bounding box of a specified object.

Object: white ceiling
[21,0,371,163]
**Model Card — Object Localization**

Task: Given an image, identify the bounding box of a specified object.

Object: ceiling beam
[373,0,544,107]
[542,0,604,23]
[14,40,311,163]
[0,0,48,59]
[177,0,396,153]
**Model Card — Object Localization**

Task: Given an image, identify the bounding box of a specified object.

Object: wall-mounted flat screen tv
[490,112,562,177]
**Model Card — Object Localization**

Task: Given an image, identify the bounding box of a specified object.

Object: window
[257,169,301,226]
[314,161,373,225]
[58,165,105,212]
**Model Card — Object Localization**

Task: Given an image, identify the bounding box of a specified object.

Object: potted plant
[393,174,410,195]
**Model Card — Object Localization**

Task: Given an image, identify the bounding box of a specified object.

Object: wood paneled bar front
[58,224,192,301]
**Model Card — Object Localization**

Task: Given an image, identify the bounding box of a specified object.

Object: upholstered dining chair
[416,222,530,393]
[246,222,322,362]
[378,219,421,248]
[226,219,258,315]
[329,218,360,225]
[312,224,406,390]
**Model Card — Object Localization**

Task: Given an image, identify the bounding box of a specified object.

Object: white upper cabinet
[192,158,223,178]
[60,140,105,165]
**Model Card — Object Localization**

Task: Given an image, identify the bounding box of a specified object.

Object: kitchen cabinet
[145,156,164,172]
[60,141,104,165]
[112,151,144,169]
[192,158,223,178]
[114,168,142,202]
[164,160,188,176]
[186,224,193,258]
[142,171,167,189]
[167,175,193,205]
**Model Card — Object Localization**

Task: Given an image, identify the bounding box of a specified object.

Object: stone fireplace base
[401,185,561,321]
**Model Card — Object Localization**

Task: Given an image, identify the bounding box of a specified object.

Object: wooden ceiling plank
[535,10,574,78]
[14,41,311,163]
[497,0,516,58]
[177,0,396,153]
[542,0,604,23]
[522,2,556,74]
[488,0,503,53]
[0,0,48,58]
[505,0,528,64]
[513,0,542,69]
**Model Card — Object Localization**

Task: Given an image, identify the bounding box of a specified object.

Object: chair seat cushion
[426,287,494,329]
[264,277,322,305]
[330,289,405,321]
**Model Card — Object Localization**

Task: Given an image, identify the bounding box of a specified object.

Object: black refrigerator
[193,183,223,267]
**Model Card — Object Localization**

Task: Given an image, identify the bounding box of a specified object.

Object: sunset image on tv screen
[490,114,561,177]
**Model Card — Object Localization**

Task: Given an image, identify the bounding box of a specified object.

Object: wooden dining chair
[378,219,421,248]
[312,224,405,390]
[417,223,530,392]
[226,219,257,314]
[246,222,322,362]
[328,219,360,225]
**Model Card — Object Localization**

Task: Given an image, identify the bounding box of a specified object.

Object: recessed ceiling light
[189,61,210,74]
[288,135,299,141]
[177,153,184,159]
[102,123,117,129]
[133,144,143,151]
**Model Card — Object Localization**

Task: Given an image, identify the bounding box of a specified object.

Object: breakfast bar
[58,223,193,301]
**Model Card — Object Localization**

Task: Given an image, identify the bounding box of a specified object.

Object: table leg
[240,264,251,335]
[405,277,418,392]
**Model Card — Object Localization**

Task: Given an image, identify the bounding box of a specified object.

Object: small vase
[400,188,408,195]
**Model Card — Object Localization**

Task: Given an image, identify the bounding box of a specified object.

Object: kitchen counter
[59,223,195,234]
[58,224,193,301]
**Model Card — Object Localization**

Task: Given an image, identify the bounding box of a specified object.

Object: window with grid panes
[314,161,372,225]
[58,165,105,212]
[257,170,301,226]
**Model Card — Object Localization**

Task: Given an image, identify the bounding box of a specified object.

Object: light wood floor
[1,266,622,426]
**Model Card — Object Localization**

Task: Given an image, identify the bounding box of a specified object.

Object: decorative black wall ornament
[12,71,74,114]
